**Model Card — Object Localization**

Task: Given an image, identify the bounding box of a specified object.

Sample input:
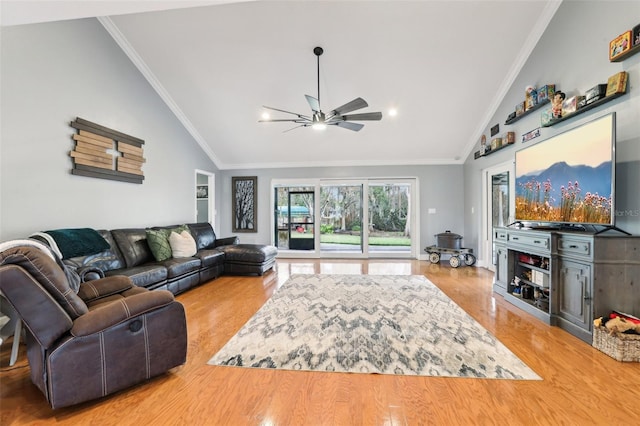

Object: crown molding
[98,16,223,169]
[220,156,462,171]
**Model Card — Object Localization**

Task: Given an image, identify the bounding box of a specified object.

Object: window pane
[368,183,411,253]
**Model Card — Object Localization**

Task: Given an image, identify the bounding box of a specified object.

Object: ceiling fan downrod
[314,46,323,111]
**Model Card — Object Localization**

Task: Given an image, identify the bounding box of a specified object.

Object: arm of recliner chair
[70,290,176,337]
[214,236,239,247]
[77,275,134,303]
[0,264,73,348]
[77,266,105,282]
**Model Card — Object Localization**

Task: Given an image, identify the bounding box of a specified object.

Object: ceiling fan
[259,46,383,132]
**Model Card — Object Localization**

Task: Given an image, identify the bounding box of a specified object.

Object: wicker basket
[592,326,640,362]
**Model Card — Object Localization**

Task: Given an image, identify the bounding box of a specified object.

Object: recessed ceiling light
[388,108,398,117]
[261,112,271,120]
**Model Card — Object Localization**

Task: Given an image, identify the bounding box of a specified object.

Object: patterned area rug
[208,275,540,379]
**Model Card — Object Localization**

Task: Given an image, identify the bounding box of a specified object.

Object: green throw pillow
[146,225,191,262]
[146,229,173,262]
[172,224,190,235]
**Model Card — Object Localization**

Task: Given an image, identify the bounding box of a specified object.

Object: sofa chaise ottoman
[217,244,278,275]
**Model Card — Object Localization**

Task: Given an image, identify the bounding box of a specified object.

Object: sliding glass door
[273,178,417,258]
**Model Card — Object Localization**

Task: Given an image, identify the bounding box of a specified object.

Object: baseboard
[553,316,592,344]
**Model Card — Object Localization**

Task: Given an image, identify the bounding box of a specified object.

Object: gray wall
[1,19,219,240]
[464,0,640,255]
[219,165,464,252]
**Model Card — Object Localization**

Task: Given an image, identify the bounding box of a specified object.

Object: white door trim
[481,160,515,271]
[195,169,216,227]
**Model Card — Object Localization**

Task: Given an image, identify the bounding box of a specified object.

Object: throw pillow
[174,224,190,236]
[169,230,197,258]
[146,229,173,262]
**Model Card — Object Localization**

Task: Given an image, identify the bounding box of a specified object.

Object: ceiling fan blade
[305,95,320,112]
[259,118,308,123]
[283,124,309,133]
[333,121,364,132]
[262,105,309,119]
[330,97,368,116]
[337,112,383,121]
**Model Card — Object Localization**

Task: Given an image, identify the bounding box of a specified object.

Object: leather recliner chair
[0,244,187,409]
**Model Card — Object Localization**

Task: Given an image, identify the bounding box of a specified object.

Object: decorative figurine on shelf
[551,90,566,119]
[525,85,538,110]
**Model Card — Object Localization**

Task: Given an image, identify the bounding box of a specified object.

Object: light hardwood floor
[1,259,638,425]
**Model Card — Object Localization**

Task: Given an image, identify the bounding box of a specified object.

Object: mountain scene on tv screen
[515,161,612,224]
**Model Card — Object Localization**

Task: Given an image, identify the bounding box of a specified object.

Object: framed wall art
[232,176,257,232]
[69,117,146,184]
[196,185,208,199]
[522,128,541,143]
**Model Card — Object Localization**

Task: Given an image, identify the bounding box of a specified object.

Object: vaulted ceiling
[2,1,561,169]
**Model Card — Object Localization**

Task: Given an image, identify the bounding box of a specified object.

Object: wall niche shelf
[541,91,626,127]
[505,99,549,125]
[610,43,640,62]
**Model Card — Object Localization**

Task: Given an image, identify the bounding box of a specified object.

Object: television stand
[492,227,640,343]
[557,223,587,232]
[593,225,631,235]
[529,225,561,231]
[506,221,530,229]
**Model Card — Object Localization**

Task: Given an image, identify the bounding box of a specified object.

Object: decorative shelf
[505,99,550,125]
[541,91,626,127]
[475,141,515,159]
[610,43,640,62]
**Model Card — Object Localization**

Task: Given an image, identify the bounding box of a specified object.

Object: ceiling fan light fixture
[259,46,382,133]
[312,112,326,130]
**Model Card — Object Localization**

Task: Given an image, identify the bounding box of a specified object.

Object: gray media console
[492,227,640,343]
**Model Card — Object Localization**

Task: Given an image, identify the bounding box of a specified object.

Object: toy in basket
[425,231,476,268]
[592,312,640,362]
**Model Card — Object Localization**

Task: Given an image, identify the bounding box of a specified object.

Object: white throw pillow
[169,230,197,258]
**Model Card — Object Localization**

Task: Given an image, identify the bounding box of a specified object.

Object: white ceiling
[2,1,561,170]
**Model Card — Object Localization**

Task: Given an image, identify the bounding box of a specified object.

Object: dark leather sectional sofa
[46,222,277,295]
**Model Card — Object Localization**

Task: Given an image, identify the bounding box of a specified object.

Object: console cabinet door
[494,244,508,290]
[557,259,591,330]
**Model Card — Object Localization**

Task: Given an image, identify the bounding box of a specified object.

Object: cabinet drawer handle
[534,240,541,244]
[512,237,519,241]
[569,244,578,249]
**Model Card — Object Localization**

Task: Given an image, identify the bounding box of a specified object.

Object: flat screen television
[514,112,615,227]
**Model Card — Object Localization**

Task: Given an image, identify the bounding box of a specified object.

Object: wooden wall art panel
[69,117,146,184]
